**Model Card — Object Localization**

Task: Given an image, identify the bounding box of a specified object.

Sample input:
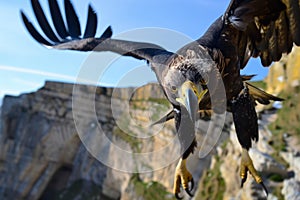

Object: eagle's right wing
[21,0,173,63]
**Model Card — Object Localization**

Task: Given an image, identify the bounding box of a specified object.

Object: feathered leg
[231,86,268,196]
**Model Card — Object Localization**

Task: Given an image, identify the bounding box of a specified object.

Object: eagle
[21,0,299,198]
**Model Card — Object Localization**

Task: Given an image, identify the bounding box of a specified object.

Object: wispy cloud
[0,65,99,99]
[0,65,76,81]
[0,65,115,87]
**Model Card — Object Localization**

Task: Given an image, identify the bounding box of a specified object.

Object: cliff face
[0,81,224,200]
[2,45,300,200]
[265,46,300,94]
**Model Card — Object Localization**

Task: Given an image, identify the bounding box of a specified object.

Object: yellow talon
[173,159,194,199]
[240,149,262,183]
[240,149,268,196]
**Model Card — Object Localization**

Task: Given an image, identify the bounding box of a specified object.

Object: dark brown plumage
[21,0,299,198]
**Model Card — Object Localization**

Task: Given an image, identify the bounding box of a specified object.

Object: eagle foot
[240,149,268,196]
[174,159,194,199]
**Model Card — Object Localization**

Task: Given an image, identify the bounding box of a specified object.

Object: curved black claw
[260,182,269,197]
[190,178,195,191]
[174,179,194,199]
[184,178,194,197]
[240,173,247,188]
[185,188,194,197]
[175,191,184,200]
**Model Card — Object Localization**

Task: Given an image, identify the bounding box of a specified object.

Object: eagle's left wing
[205,0,300,68]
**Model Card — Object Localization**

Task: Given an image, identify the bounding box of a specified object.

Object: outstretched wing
[21,0,172,63]
[204,0,300,68]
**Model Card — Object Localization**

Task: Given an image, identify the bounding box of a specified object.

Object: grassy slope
[269,85,300,160]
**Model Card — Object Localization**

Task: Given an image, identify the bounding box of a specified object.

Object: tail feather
[242,74,256,81]
[246,82,283,105]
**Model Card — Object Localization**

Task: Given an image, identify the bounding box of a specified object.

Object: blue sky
[0,0,269,101]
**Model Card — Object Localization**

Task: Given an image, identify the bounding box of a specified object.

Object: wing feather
[20,11,53,46]
[276,12,289,57]
[64,0,81,38]
[286,0,300,45]
[219,0,300,68]
[268,22,279,62]
[31,0,60,43]
[83,5,97,38]
[48,0,69,39]
[21,0,173,63]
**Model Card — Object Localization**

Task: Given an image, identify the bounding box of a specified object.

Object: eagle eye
[171,85,177,92]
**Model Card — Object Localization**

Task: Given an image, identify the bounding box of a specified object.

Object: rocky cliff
[1,45,300,200]
[0,81,229,200]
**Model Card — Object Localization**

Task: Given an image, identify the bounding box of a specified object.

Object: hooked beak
[176,81,208,123]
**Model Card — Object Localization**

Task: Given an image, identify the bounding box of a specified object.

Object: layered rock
[0,81,224,200]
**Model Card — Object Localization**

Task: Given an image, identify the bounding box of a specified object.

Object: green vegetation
[148,98,171,107]
[131,174,175,200]
[196,155,226,200]
[268,84,300,166]
[113,97,171,153]
[269,84,300,137]
[270,87,300,134]
[130,98,171,122]
[273,185,285,200]
[267,83,300,199]
[130,98,170,110]
[150,104,171,122]
[268,173,284,182]
[113,126,142,152]
[130,100,148,110]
